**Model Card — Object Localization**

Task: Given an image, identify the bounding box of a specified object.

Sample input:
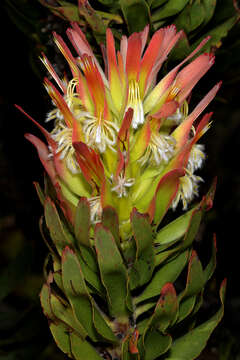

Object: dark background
[0,1,240,358]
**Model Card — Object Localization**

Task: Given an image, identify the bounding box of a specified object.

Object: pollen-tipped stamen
[127,80,144,129]
[111,173,135,198]
[139,132,176,166]
[51,123,80,173]
[82,112,119,153]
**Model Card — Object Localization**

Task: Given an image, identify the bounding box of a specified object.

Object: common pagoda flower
[19,22,226,360]
[20,23,220,239]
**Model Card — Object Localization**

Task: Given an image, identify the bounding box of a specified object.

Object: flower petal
[172,82,221,149]
[106,29,123,112]
[144,36,211,114]
[53,32,79,77]
[24,134,57,185]
[73,141,105,188]
[176,53,215,104]
[44,78,76,128]
[40,53,67,94]
[152,100,179,118]
[116,108,133,177]
[126,32,142,82]
[148,168,185,224]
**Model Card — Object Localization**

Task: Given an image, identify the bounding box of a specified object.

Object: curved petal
[24,133,57,185]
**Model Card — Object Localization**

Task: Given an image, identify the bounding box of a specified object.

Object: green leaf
[50,291,88,339]
[191,16,239,54]
[155,205,202,264]
[168,35,191,61]
[78,244,98,273]
[155,207,202,266]
[70,332,102,360]
[0,245,31,301]
[74,198,91,247]
[101,206,121,249]
[143,330,172,359]
[174,0,205,33]
[49,322,72,358]
[180,250,204,299]
[55,2,80,21]
[151,169,184,228]
[40,283,56,321]
[204,235,217,283]
[122,336,132,360]
[166,279,227,360]
[33,181,45,205]
[96,0,117,5]
[147,283,178,333]
[155,205,197,249]
[53,257,64,292]
[135,250,189,304]
[202,0,217,26]
[120,0,151,33]
[130,209,155,289]
[192,290,204,316]
[136,301,156,321]
[61,247,116,342]
[152,0,190,22]
[44,197,75,255]
[177,250,204,322]
[180,210,202,250]
[150,0,168,9]
[78,0,107,43]
[155,247,181,266]
[77,254,105,295]
[95,224,130,318]
[39,216,59,257]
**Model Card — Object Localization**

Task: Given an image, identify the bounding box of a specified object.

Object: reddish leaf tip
[62,245,74,261]
[161,282,176,296]
[213,233,217,252]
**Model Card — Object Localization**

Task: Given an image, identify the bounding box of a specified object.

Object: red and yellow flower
[20,23,221,238]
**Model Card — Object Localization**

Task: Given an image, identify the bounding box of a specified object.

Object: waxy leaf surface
[95,224,130,317]
[130,209,155,289]
[44,197,74,255]
[61,247,116,342]
[166,280,227,359]
[135,250,189,304]
[74,197,91,247]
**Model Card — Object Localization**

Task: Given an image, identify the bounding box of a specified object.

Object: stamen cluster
[24,23,220,237]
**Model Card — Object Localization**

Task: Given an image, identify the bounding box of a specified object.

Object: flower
[20,23,221,238]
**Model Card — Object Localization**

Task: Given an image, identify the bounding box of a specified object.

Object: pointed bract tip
[161,282,176,296]
[220,278,227,301]
[62,245,74,261]
[221,278,227,288]
[213,233,217,252]
[190,249,198,261]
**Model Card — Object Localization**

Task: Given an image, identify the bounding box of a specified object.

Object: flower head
[22,23,221,238]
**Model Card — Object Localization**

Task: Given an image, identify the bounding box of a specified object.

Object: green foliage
[120,0,151,33]
[37,178,226,359]
[5,0,240,71]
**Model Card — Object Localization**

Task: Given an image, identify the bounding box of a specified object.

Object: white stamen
[172,168,204,210]
[188,144,205,173]
[127,80,144,129]
[51,123,80,174]
[166,108,183,123]
[111,174,135,198]
[88,196,102,224]
[82,112,119,153]
[139,133,176,166]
